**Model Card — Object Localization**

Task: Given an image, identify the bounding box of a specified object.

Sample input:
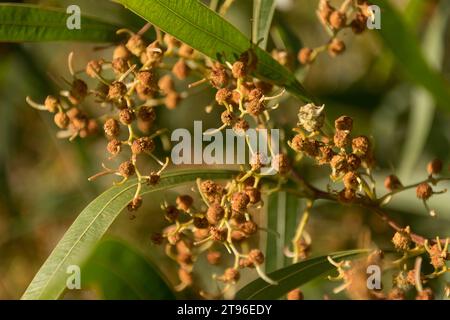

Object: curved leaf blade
[22,169,236,300]
[252,0,276,50]
[0,3,119,42]
[236,249,368,300]
[115,0,313,102]
[83,239,175,300]
[371,0,450,111]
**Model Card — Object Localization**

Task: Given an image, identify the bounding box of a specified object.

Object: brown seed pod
[221,110,235,126]
[343,172,359,190]
[146,40,165,63]
[209,63,229,89]
[416,182,433,200]
[244,187,261,204]
[206,203,225,225]
[339,188,356,202]
[158,75,175,94]
[118,160,135,178]
[119,108,135,125]
[178,44,195,58]
[329,10,347,30]
[222,268,240,283]
[248,249,264,265]
[287,288,304,300]
[44,95,59,113]
[107,139,122,155]
[330,154,348,176]
[246,99,265,116]
[147,172,160,185]
[352,136,370,157]
[112,57,129,74]
[113,44,131,60]
[210,226,227,242]
[233,118,250,135]
[54,112,69,129]
[176,195,193,211]
[416,288,434,300]
[231,61,247,79]
[127,196,142,212]
[388,288,406,300]
[206,251,221,265]
[178,268,193,286]
[335,115,353,131]
[103,118,120,138]
[231,192,250,212]
[272,153,290,175]
[85,59,104,78]
[137,70,157,90]
[240,220,257,235]
[215,88,232,105]
[131,137,155,154]
[126,34,146,57]
[239,258,254,269]
[298,48,314,65]
[428,244,447,269]
[334,130,350,148]
[427,159,443,175]
[165,91,181,109]
[193,217,209,229]
[137,106,156,122]
[328,38,346,57]
[291,135,320,157]
[346,153,361,171]
[384,174,402,191]
[318,0,335,22]
[69,79,88,104]
[108,81,127,100]
[172,59,190,80]
[351,12,368,34]
[165,205,180,221]
[317,146,335,165]
[392,227,411,251]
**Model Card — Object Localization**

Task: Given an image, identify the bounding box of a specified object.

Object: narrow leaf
[22,169,236,300]
[83,239,175,300]
[115,0,313,102]
[370,0,450,111]
[252,0,276,50]
[0,3,119,42]
[236,249,368,300]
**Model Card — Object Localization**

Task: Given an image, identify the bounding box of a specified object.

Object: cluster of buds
[151,175,276,296]
[26,26,221,213]
[289,103,374,202]
[205,49,286,137]
[298,0,373,65]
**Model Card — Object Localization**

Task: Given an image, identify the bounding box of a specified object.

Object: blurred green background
[0,0,450,299]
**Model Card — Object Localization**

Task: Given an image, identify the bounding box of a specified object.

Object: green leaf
[0,3,119,42]
[236,249,368,300]
[21,169,236,300]
[252,0,276,50]
[83,239,175,299]
[370,0,450,111]
[115,0,313,102]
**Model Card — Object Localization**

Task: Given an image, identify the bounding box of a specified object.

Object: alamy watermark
[171,121,280,175]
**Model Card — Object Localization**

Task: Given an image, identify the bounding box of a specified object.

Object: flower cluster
[298,0,374,65]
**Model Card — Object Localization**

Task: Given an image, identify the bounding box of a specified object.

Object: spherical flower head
[416,182,433,200]
[297,103,325,132]
[384,174,402,191]
[287,288,304,300]
[176,195,193,211]
[392,227,411,251]
[248,249,265,265]
[206,203,225,225]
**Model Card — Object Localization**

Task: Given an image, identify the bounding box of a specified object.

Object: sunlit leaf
[22,169,237,300]
[236,249,368,300]
[0,3,119,42]
[115,0,313,102]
